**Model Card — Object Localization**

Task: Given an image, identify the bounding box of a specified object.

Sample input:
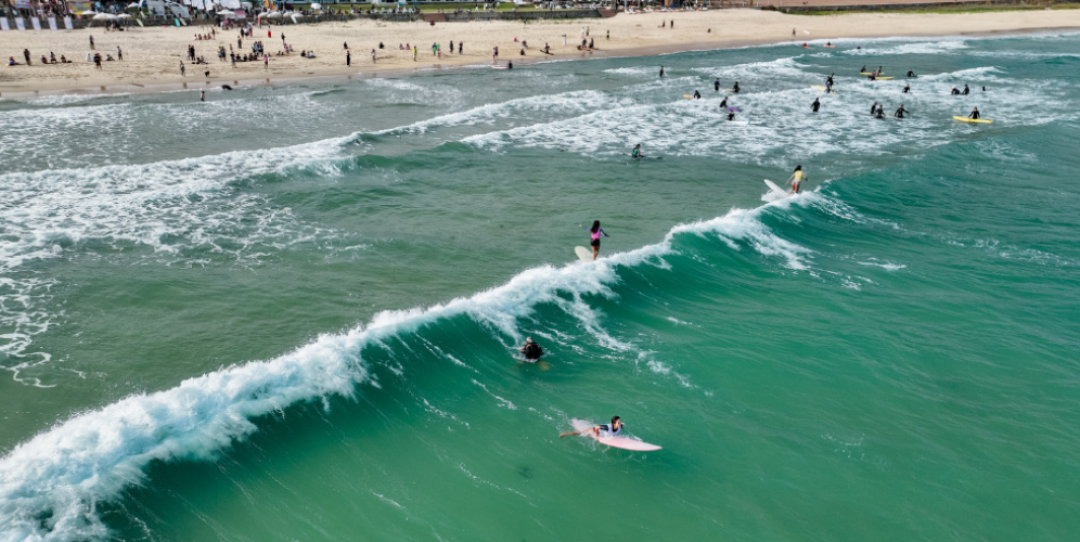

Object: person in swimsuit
[520,338,543,362]
[560,416,623,438]
[631,144,643,158]
[581,220,609,260]
[788,165,806,195]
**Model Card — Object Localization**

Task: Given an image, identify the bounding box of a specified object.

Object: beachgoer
[962,84,970,95]
[581,220,609,260]
[632,144,642,158]
[951,87,960,95]
[89,35,95,50]
[693,90,701,99]
[907,69,916,77]
[179,61,185,76]
[714,78,720,92]
[371,49,376,63]
[903,84,910,94]
[870,102,878,115]
[811,97,820,113]
[875,105,885,119]
[200,90,205,102]
[659,66,664,78]
[969,107,981,120]
[732,81,740,93]
[788,165,806,194]
[894,104,907,118]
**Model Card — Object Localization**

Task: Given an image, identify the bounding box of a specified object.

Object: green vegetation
[792,2,1080,16]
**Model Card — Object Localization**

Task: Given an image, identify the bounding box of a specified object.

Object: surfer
[714,78,720,92]
[631,144,643,158]
[870,102,878,116]
[787,165,806,195]
[520,338,543,362]
[951,87,961,95]
[860,65,867,73]
[969,107,981,120]
[826,73,835,86]
[868,71,877,81]
[693,90,701,99]
[559,416,623,438]
[962,84,970,96]
[907,69,916,77]
[903,83,910,94]
[811,97,820,113]
[894,104,907,118]
[719,96,728,109]
[580,220,609,260]
[659,66,665,78]
[732,81,740,93]
[874,105,886,119]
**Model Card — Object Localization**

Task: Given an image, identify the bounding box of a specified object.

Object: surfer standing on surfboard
[580,221,609,260]
[560,416,622,438]
[788,165,806,195]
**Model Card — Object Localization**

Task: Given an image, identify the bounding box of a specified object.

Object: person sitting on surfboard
[580,220,609,260]
[951,87,961,95]
[907,69,916,77]
[788,165,806,195]
[520,338,543,362]
[631,144,642,158]
[894,104,907,118]
[969,107,980,120]
[693,90,701,99]
[560,416,623,438]
[860,65,867,73]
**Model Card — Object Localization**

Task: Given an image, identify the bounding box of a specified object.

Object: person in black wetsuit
[870,102,878,116]
[714,78,720,92]
[719,96,728,109]
[727,112,736,121]
[962,84,969,95]
[969,107,981,120]
[659,66,665,78]
[693,90,701,99]
[903,83,910,94]
[894,104,907,118]
[732,81,740,93]
[951,87,961,95]
[860,65,867,73]
[826,73,835,86]
[907,69,916,77]
[811,97,820,113]
[874,105,885,119]
[521,338,543,362]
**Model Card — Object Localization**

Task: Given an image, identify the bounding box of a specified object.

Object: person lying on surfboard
[559,416,623,438]
[579,220,609,260]
[520,338,543,363]
[788,165,806,195]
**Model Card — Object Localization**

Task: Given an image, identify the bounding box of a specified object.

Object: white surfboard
[569,419,661,451]
[762,179,788,202]
[574,246,593,262]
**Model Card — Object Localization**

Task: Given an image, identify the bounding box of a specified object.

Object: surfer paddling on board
[560,416,622,438]
[787,165,806,195]
[520,338,543,363]
[579,220,610,260]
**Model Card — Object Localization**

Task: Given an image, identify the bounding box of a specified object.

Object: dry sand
[2,9,1079,97]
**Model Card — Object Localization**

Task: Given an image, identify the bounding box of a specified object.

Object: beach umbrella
[93,13,117,20]
[80,10,98,15]
[117,13,132,18]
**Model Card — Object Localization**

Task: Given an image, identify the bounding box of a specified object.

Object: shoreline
[2,10,1079,100]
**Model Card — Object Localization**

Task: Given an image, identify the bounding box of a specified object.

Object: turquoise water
[2,32,1079,542]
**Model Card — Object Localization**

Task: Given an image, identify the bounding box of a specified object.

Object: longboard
[763,179,788,202]
[810,85,837,94]
[570,419,662,451]
[953,116,992,124]
[860,71,885,76]
[869,76,894,80]
[574,246,593,261]
[682,94,697,99]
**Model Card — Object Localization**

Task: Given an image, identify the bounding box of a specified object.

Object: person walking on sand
[23,49,31,65]
[413,45,418,61]
[492,46,498,63]
[179,61,185,76]
[89,35,95,50]
[117,46,123,61]
[346,50,351,66]
[371,49,376,63]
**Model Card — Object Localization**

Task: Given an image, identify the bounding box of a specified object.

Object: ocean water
[2,32,1079,542]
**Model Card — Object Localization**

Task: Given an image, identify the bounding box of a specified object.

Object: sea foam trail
[0,195,813,542]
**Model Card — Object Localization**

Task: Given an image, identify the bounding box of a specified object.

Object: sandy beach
[2,9,1079,97]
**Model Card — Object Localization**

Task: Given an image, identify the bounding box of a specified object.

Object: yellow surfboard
[953,116,993,124]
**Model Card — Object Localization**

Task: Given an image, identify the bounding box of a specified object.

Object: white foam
[0,197,811,541]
